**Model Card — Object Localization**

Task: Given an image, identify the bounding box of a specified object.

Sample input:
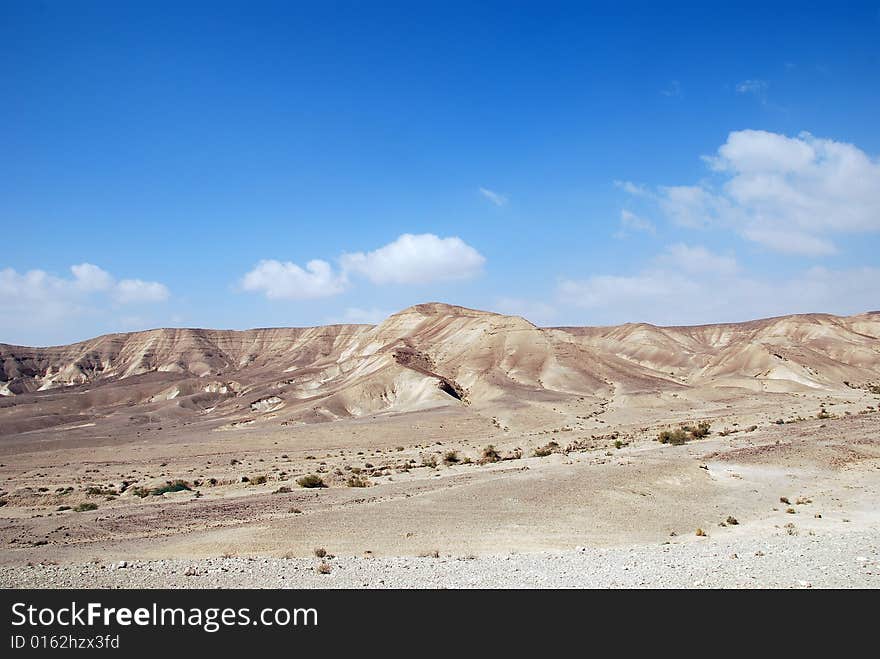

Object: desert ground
[1,303,878,588]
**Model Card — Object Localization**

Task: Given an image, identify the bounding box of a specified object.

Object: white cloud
[479,187,508,207]
[240,259,346,300]
[656,243,738,276]
[557,245,880,325]
[735,79,768,95]
[0,264,170,344]
[0,264,168,306]
[71,263,114,291]
[614,180,651,197]
[114,279,170,303]
[340,233,485,285]
[614,209,656,237]
[624,130,880,255]
[241,234,486,300]
[739,227,836,256]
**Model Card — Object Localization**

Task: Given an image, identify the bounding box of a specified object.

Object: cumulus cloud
[240,259,346,300]
[479,187,508,207]
[71,263,115,291]
[341,233,485,285]
[0,263,168,306]
[557,244,879,325]
[621,130,880,255]
[0,263,170,344]
[113,279,171,303]
[241,233,486,300]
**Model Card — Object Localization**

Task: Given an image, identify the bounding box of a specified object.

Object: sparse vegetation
[316,562,332,574]
[658,428,688,445]
[248,475,268,485]
[726,516,739,525]
[442,451,460,465]
[419,549,441,558]
[658,422,711,445]
[73,502,98,512]
[150,480,192,496]
[533,441,559,457]
[503,448,523,460]
[420,455,438,469]
[297,475,326,488]
[779,496,790,504]
[480,445,501,463]
[130,480,192,498]
[687,421,711,439]
[346,475,369,488]
[314,547,327,558]
[85,486,118,496]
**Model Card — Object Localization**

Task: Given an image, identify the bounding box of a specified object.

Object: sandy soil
[1,402,878,587]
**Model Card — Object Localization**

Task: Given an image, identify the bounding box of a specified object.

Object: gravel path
[3,527,878,588]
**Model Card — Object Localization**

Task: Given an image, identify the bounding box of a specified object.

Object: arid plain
[1,303,879,587]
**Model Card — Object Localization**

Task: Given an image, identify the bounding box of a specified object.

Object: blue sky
[2,1,879,345]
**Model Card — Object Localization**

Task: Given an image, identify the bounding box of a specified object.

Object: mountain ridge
[1,303,878,436]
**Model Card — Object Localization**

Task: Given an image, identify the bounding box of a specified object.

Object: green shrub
[297,475,326,488]
[150,480,192,496]
[658,428,688,445]
[659,422,710,444]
